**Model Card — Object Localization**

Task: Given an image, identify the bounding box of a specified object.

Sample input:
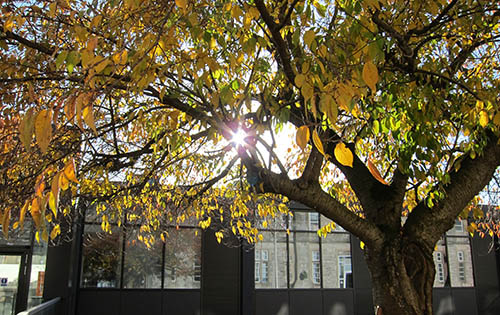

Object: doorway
[0,249,30,315]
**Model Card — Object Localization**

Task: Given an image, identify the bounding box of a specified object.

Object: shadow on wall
[436,296,454,315]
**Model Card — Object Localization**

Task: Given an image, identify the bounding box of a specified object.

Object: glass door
[0,253,29,315]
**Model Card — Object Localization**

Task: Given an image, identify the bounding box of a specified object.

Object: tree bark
[365,237,435,315]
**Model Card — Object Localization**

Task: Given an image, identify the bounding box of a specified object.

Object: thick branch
[404,132,500,247]
[258,168,384,248]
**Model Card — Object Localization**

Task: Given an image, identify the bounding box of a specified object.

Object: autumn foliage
[2,1,500,314]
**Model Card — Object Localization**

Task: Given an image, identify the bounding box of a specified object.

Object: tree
[1,0,500,314]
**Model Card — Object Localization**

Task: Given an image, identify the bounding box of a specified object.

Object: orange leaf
[59,171,69,191]
[30,198,42,229]
[367,159,389,185]
[19,200,29,229]
[64,158,79,183]
[2,208,11,238]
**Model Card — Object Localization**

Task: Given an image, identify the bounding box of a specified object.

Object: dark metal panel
[322,290,354,315]
[353,288,373,315]
[255,290,289,315]
[76,290,120,315]
[350,237,371,290]
[451,288,477,315]
[433,288,453,315]
[241,245,255,315]
[163,290,201,315]
[121,290,161,315]
[475,287,500,315]
[163,291,200,315]
[471,236,499,288]
[289,290,322,315]
[201,231,240,315]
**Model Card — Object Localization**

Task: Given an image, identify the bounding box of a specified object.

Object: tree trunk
[365,238,435,315]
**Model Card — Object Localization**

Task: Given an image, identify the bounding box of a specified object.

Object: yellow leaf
[479,110,489,127]
[334,142,354,167]
[360,241,365,250]
[303,30,315,47]
[294,74,306,87]
[362,61,379,91]
[93,57,110,73]
[83,105,98,135]
[175,0,187,9]
[19,200,29,229]
[296,125,310,150]
[312,130,325,155]
[320,94,338,124]
[35,109,53,153]
[367,159,388,185]
[493,112,500,126]
[64,158,79,183]
[50,224,61,240]
[20,108,35,150]
[301,82,314,100]
[112,50,128,65]
[48,192,58,218]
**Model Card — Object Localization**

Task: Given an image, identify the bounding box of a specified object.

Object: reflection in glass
[289,232,320,288]
[81,225,122,288]
[255,231,287,288]
[28,240,47,308]
[447,237,474,287]
[322,232,352,288]
[164,228,201,289]
[0,255,21,315]
[433,239,448,287]
[123,229,162,289]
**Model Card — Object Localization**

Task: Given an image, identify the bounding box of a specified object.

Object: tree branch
[404,132,500,246]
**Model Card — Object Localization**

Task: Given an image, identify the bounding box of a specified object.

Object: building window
[437,263,445,283]
[312,251,321,284]
[457,251,466,281]
[255,210,352,289]
[433,223,474,288]
[193,262,201,282]
[169,268,176,282]
[338,255,352,288]
[80,225,122,288]
[255,250,269,283]
[309,213,319,231]
[454,220,464,232]
[81,215,202,289]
